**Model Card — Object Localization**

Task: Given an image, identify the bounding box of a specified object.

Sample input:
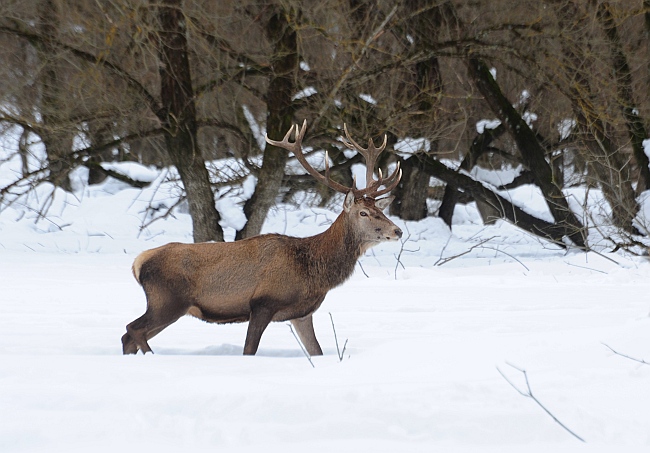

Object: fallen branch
[477,245,530,271]
[357,261,370,278]
[329,312,348,362]
[287,323,315,368]
[497,362,586,443]
[603,343,649,366]
[434,236,495,266]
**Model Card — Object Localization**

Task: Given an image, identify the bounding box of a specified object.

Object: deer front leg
[291,314,323,356]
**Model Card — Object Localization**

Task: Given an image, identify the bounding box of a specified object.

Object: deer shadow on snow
[154,343,341,358]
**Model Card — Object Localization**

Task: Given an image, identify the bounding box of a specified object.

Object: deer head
[266,120,403,249]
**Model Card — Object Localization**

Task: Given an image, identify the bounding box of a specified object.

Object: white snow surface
[1,163,650,452]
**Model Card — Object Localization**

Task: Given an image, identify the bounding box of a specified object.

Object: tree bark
[388,55,440,221]
[439,124,506,227]
[37,0,72,191]
[597,2,650,193]
[391,154,429,220]
[389,0,446,221]
[237,8,297,240]
[466,57,585,247]
[645,0,650,78]
[156,0,223,243]
[548,0,639,235]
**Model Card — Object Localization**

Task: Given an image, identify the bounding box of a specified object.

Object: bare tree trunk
[597,2,650,193]
[439,124,506,227]
[391,154,429,220]
[37,0,72,191]
[645,0,650,66]
[237,7,297,240]
[389,0,446,221]
[18,128,30,179]
[467,57,585,247]
[388,54,440,221]
[388,56,439,221]
[85,123,113,186]
[155,0,223,243]
[549,0,639,234]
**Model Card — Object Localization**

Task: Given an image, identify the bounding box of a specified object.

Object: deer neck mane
[294,212,364,290]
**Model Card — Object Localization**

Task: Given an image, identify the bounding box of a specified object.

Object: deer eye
[360,211,368,217]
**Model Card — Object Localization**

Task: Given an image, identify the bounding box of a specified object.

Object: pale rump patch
[132,248,158,283]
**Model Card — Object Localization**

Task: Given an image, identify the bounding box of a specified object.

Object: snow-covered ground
[1,162,650,452]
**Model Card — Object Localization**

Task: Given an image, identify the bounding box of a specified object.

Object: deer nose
[395,228,403,239]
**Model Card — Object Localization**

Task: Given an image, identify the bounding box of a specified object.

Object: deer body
[122,121,402,356]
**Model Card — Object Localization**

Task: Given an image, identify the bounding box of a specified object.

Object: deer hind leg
[123,292,189,355]
[123,312,155,354]
[291,314,323,356]
[121,331,138,354]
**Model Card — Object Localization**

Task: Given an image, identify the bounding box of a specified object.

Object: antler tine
[354,161,402,198]
[341,124,363,152]
[373,133,388,153]
[265,120,352,195]
[342,124,397,197]
[342,124,385,158]
[380,160,401,186]
[264,119,306,153]
[363,134,388,190]
[372,167,402,197]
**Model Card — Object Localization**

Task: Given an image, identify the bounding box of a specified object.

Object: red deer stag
[122,120,402,356]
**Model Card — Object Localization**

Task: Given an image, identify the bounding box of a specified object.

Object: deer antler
[265,120,401,198]
[265,120,351,194]
[341,124,401,198]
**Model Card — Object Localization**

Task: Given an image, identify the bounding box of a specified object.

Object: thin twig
[139,197,184,232]
[329,312,348,362]
[287,323,314,368]
[497,363,586,443]
[603,343,649,366]
[437,234,452,264]
[313,4,399,128]
[588,248,620,265]
[478,246,530,271]
[357,261,370,278]
[564,262,607,274]
[434,236,495,266]
[394,229,418,279]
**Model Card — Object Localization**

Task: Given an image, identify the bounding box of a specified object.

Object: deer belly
[271,295,326,322]
[186,299,250,324]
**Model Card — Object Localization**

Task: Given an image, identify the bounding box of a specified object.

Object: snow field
[0,167,649,451]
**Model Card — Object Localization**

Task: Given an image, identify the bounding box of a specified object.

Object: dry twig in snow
[603,343,649,366]
[497,362,585,443]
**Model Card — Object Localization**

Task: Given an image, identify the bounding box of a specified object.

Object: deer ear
[343,191,355,212]
[375,196,394,211]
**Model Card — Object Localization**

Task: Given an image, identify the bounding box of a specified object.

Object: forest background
[1,0,650,251]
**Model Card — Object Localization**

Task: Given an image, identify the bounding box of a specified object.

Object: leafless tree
[0,0,649,248]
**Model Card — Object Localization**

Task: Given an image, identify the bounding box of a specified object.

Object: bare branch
[329,312,348,362]
[477,246,530,271]
[497,363,586,443]
[0,25,164,121]
[287,323,315,368]
[603,343,650,366]
[434,237,496,266]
